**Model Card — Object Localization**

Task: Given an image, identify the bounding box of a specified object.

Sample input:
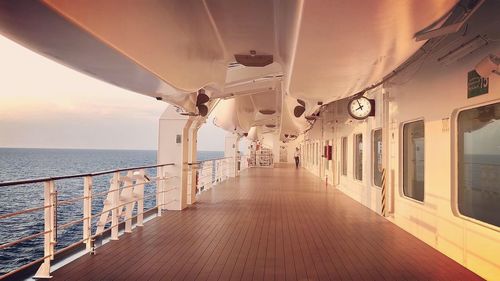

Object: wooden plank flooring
[51,165,483,281]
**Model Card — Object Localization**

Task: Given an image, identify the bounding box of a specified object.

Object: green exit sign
[467,70,489,98]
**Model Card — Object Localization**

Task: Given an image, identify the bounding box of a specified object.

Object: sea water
[0,148,223,275]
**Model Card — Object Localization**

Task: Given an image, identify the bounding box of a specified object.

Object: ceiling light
[259,109,276,115]
[234,50,273,67]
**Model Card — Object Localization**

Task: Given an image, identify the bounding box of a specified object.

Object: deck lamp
[196,89,210,117]
[294,99,306,118]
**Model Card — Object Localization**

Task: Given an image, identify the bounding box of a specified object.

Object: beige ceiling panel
[288,0,457,103]
[43,0,227,92]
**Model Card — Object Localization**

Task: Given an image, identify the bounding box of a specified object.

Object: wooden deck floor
[52,165,483,281]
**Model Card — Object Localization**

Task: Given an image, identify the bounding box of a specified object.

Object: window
[313,143,316,165]
[306,143,308,163]
[373,129,383,187]
[354,134,363,180]
[325,141,329,170]
[309,143,312,164]
[341,137,347,176]
[315,143,318,165]
[403,120,425,202]
[309,143,311,164]
[458,102,500,227]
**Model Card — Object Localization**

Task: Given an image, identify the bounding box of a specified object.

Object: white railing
[189,157,231,194]
[189,155,250,194]
[0,163,174,280]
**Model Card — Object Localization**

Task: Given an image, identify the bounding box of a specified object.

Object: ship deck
[51,165,482,281]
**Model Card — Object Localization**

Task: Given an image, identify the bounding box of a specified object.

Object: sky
[0,35,226,151]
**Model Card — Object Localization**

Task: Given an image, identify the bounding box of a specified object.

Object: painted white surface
[0,0,457,139]
[300,2,500,278]
[157,106,190,210]
[224,133,239,177]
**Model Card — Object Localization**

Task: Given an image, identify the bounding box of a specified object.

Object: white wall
[157,106,190,210]
[299,2,500,279]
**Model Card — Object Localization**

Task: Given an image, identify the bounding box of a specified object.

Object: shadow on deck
[51,165,483,281]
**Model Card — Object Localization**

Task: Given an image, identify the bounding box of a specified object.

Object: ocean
[0,148,223,276]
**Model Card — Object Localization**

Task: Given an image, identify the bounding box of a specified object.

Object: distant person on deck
[294,147,300,168]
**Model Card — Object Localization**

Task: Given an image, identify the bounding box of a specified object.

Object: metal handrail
[187,156,251,196]
[0,158,245,279]
[0,163,174,187]
[0,162,175,279]
[0,230,52,250]
[0,168,172,221]
[187,156,233,165]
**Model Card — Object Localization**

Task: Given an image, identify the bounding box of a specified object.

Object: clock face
[348,96,372,120]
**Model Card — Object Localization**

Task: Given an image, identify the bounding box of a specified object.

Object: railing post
[187,163,197,204]
[111,172,120,240]
[83,176,93,252]
[123,171,134,233]
[156,166,163,216]
[215,160,219,183]
[34,180,56,279]
[187,165,192,200]
[208,161,213,190]
[136,169,145,227]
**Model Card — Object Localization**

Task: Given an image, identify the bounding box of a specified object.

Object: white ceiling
[0,0,458,138]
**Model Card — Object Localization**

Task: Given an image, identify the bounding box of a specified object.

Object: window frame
[315,142,318,165]
[452,101,500,231]
[400,119,425,204]
[307,142,310,164]
[372,128,383,188]
[325,140,330,171]
[353,133,363,181]
[313,141,318,166]
[341,137,348,176]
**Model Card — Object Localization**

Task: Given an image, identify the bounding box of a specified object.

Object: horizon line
[0,146,224,152]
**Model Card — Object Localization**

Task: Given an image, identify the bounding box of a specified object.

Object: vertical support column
[34,180,56,279]
[136,169,145,227]
[83,176,92,252]
[123,171,134,233]
[382,89,393,215]
[224,133,239,178]
[187,120,200,204]
[156,166,164,216]
[111,172,120,240]
[158,106,193,210]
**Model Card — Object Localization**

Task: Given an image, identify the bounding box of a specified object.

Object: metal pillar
[224,133,239,178]
[187,120,201,204]
[157,106,193,210]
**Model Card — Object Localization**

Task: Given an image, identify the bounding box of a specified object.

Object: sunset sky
[0,35,225,151]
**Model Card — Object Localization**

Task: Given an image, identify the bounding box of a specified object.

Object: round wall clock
[348,96,373,120]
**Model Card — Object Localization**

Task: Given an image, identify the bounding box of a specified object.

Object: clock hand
[355,99,364,111]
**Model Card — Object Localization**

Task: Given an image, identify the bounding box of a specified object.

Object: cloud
[0,35,165,150]
[0,35,225,151]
